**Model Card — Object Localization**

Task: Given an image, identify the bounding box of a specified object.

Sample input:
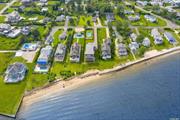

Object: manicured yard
[0,53,14,75]
[97,28,107,43]
[53,29,64,47]
[0,35,21,50]
[0,4,6,11]
[130,15,167,27]
[0,15,6,23]
[78,16,93,26]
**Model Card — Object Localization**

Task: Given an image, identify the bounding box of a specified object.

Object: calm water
[1,54,180,120]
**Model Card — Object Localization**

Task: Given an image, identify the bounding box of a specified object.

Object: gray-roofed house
[151,28,163,45]
[101,39,112,60]
[21,26,31,35]
[7,28,21,38]
[4,62,27,83]
[7,11,21,23]
[164,32,176,44]
[70,42,81,62]
[85,43,95,62]
[142,37,151,47]
[117,43,128,56]
[129,42,139,53]
[54,44,66,62]
[36,46,53,71]
[0,24,11,35]
[128,15,140,21]
[144,15,157,23]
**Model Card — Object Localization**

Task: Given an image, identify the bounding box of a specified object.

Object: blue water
[1,54,180,120]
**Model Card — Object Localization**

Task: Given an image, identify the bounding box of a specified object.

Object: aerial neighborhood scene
[0,0,180,119]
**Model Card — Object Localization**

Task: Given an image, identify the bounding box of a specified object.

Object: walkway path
[0,0,18,15]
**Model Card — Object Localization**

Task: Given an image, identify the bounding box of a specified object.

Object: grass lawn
[130,15,167,27]
[0,57,27,115]
[0,53,14,75]
[78,16,93,26]
[0,4,6,11]
[97,28,107,43]
[53,29,64,47]
[0,35,21,50]
[138,28,173,51]
[0,15,6,23]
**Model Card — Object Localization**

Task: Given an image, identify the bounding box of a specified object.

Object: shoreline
[1,46,180,118]
[21,47,180,108]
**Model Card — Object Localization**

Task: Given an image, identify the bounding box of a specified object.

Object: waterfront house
[142,37,151,47]
[101,39,112,60]
[144,15,157,23]
[164,32,176,44]
[7,11,21,23]
[130,33,137,41]
[21,26,31,35]
[128,15,140,21]
[4,62,27,83]
[117,43,128,56]
[70,42,81,62]
[85,43,95,62]
[36,46,53,71]
[54,44,66,62]
[151,28,163,45]
[129,42,139,54]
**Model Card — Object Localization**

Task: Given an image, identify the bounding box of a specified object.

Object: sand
[22,46,180,106]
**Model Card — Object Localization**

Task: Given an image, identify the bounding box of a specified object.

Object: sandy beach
[21,46,180,107]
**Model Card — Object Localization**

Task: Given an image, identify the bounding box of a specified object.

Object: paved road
[0,0,18,15]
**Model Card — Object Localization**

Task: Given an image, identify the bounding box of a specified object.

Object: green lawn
[0,15,6,23]
[53,29,64,47]
[0,35,21,50]
[97,28,107,43]
[130,15,167,27]
[0,53,14,75]
[78,16,93,26]
[0,4,6,11]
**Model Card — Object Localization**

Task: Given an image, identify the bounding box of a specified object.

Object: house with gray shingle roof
[117,43,128,56]
[70,42,81,62]
[85,43,95,62]
[101,39,112,60]
[7,11,21,23]
[4,62,27,83]
[54,44,67,62]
